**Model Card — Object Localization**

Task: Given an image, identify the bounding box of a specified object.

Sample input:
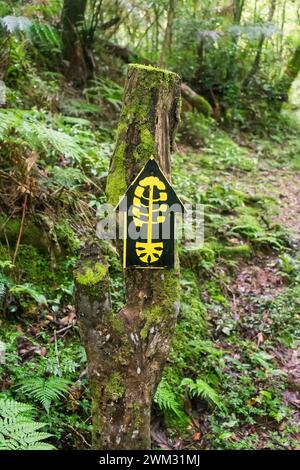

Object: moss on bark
[75,64,182,450]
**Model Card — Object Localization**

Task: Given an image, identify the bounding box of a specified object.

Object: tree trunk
[61,0,88,85]
[159,0,176,67]
[278,45,300,104]
[233,0,245,23]
[74,64,181,450]
[103,42,212,117]
[181,82,212,116]
[243,0,276,88]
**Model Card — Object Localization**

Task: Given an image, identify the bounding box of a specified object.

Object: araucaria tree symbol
[117,156,184,269]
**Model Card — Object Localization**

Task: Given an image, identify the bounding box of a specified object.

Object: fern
[18,377,70,413]
[0,15,62,56]
[230,23,278,39]
[84,78,123,110]
[155,378,182,417]
[10,283,47,305]
[181,378,225,411]
[0,16,32,33]
[18,114,85,161]
[0,109,22,138]
[0,398,55,450]
[48,166,89,189]
[30,22,62,52]
[0,109,85,161]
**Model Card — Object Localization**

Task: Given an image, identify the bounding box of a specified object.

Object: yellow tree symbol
[133,175,168,263]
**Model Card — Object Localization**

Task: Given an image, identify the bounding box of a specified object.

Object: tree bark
[74,64,181,450]
[159,0,176,67]
[278,45,300,103]
[243,0,277,88]
[181,82,212,116]
[233,0,245,23]
[61,0,88,85]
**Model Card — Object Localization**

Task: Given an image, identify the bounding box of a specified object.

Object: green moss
[104,372,125,401]
[55,220,80,254]
[109,313,125,334]
[106,142,126,206]
[106,122,127,206]
[76,261,107,286]
[153,269,180,304]
[129,63,177,76]
[0,241,74,305]
[106,64,180,206]
[133,125,156,161]
[195,95,213,116]
[219,244,251,259]
[140,305,163,340]
[117,339,134,365]
[180,243,216,271]
[131,403,144,429]
[205,280,229,306]
[128,64,179,93]
[112,322,134,365]
[178,269,207,336]
[139,270,181,340]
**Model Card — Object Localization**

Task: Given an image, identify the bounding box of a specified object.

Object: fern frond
[0,398,55,450]
[0,397,33,420]
[25,442,56,450]
[10,283,47,305]
[30,22,62,52]
[19,118,85,161]
[181,378,225,411]
[0,109,85,162]
[0,109,22,138]
[0,16,32,33]
[155,379,182,417]
[18,376,70,413]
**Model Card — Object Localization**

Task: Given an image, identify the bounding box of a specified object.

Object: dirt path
[234,169,300,242]
[272,171,300,241]
[152,161,300,450]
[229,167,300,448]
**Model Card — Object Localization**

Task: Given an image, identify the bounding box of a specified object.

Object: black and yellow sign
[117,157,184,269]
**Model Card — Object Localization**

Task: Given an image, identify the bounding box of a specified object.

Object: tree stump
[74,64,181,450]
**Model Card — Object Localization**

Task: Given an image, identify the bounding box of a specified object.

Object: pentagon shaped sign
[117,157,184,269]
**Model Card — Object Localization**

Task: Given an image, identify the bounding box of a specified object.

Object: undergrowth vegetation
[1,0,300,451]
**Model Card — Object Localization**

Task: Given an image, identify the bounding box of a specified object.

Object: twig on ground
[12,192,28,264]
[64,424,91,449]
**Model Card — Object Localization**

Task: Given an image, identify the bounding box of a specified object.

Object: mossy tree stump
[74,64,181,450]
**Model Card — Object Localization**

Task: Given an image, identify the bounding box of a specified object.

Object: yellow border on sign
[115,155,185,211]
[123,212,127,269]
[119,156,184,269]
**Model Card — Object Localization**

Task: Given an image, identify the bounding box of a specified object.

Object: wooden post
[74,64,181,450]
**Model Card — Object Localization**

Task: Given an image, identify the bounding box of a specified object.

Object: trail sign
[117,157,184,269]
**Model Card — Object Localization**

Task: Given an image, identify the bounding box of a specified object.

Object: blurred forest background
[0,0,300,450]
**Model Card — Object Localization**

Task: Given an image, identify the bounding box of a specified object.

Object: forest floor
[1,96,300,450]
[152,134,300,450]
[211,167,300,449]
